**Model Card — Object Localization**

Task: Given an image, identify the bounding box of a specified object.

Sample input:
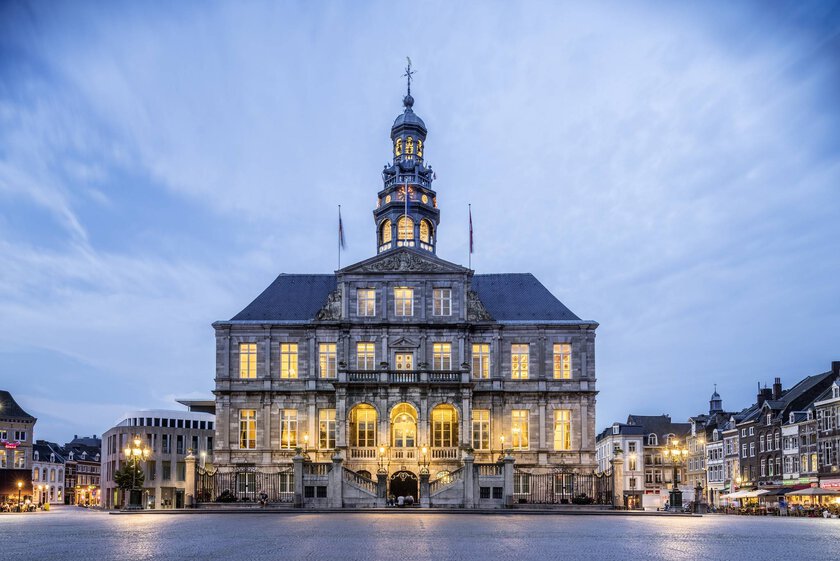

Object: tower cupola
[374,59,439,255]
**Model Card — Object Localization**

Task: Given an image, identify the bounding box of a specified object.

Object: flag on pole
[338,206,346,250]
[469,204,474,254]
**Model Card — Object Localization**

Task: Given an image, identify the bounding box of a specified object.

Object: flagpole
[338,205,342,270]
[468,203,472,270]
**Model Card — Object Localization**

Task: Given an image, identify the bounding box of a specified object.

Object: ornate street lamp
[497,435,506,462]
[377,446,388,474]
[419,446,430,475]
[302,434,311,461]
[662,437,688,510]
[123,434,151,510]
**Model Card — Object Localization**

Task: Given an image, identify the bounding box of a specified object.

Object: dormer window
[648,434,658,446]
[833,385,840,399]
[34,451,39,461]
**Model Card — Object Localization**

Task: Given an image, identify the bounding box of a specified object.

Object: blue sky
[1,1,839,442]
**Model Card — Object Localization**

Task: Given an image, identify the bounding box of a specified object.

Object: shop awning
[786,487,840,497]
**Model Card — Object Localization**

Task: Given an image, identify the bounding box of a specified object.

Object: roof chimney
[74,434,78,440]
[832,361,840,376]
[772,377,782,400]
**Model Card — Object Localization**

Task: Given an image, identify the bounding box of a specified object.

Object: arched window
[431,404,458,448]
[391,403,417,448]
[397,216,414,240]
[417,139,423,157]
[349,404,377,448]
[648,434,658,446]
[33,467,39,480]
[406,137,414,155]
[380,219,392,245]
[394,138,403,156]
[419,220,433,244]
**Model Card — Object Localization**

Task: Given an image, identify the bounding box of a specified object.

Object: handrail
[343,467,377,496]
[430,467,464,495]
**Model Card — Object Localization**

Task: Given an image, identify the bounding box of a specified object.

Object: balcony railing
[431,447,458,460]
[391,448,417,461]
[383,173,432,189]
[342,370,467,385]
[349,447,378,460]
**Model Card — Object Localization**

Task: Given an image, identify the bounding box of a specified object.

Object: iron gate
[513,468,613,505]
[196,465,295,503]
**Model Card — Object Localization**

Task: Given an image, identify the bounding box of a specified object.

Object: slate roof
[230,274,338,322]
[225,272,586,324]
[626,414,691,442]
[471,274,581,322]
[33,441,65,463]
[0,390,36,422]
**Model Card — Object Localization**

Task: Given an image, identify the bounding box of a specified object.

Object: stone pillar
[184,452,196,508]
[329,454,343,509]
[611,455,624,509]
[463,454,475,509]
[419,473,430,508]
[293,454,305,508]
[502,455,515,508]
[377,472,388,507]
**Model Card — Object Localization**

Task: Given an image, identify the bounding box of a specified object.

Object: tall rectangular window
[280,409,298,449]
[395,353,413,371]
[553,343,572,379]
[357,288,376,317]
[357,342,376,370]
[433,288,452,316]
[553,409,572,451]
[319,409,336,450]
[511,344,529,379]
[280,343,298,379]
[354,407,377,448]
[472,343,490,379]
[176,435,184,454]
[14,450,25,468]
[471,409,490,450]
[512,409,529,450]
[239,343,257,379]
[432,343,452,370]
[319,343,337,378]
[239,410,256,449]
[394,287,413,316]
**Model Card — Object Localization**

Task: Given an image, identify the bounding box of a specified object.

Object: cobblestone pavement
[1,506,838,561]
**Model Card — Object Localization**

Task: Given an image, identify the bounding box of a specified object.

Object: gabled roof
[626,414,690,441]
[471,274,582,323]
[0,390,36,422]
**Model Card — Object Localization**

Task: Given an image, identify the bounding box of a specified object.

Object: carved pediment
[467,290,493,321]
[341,248,469,274]
[390,336,419,348]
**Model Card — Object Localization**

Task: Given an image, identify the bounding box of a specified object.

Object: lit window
[433,288,451,316]
[471,409,490,450]
[350,405,377,448]
[280,343,298,379]
[394,139,402,156]
[432,343,451,370]
[239,343,257,379]
[420,219,433,244]
[406,136,414,155]
[417,139,423,157]
[512,410,529,450]
[357,288,376,317]
[239,410,256,449]
[472,343,490,379]
[394,287,413,316]
[397,216,414,240]
[554,409,571,451]
[432,406,457,448]
[357,342,376,370]
[319,409,336,450]
[511,344,529,379]
[319,343,336,378]
[380,220,392,246]
[553,343,572,379]
[280,409,298,449]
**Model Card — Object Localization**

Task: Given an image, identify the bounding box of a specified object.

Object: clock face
[385,195,392,204]
[421,194,428,204]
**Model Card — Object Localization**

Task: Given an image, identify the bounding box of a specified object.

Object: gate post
[463,454,475,509]
[419,473,430,508]
[329,454,344,509]
[611,454,624,509]
[185,451,196,508]
[376,472,388,507]
[293,454,305,508]
[502,454,515,508]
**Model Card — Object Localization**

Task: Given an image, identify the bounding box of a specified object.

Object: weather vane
[403,56,415,97]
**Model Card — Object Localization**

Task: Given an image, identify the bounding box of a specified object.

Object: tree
[114,462,145,491]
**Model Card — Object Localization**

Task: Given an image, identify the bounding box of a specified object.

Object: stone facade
[210,87,599,501]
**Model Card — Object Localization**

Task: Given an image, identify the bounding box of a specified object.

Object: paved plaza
[1,507,839,561]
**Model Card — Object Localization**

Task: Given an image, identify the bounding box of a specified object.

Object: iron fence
[196,466,294,503]
[513,468,613,505]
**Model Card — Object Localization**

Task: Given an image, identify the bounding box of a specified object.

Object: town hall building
[209,79,600,504]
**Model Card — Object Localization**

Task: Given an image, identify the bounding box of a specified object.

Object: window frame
[511,344,529,380]
[238,409,257,450]
[357,342,376,370]
[471,409,490,450]
[357,288,376,317]
[394,287,414,317]
[553,409,572,451]
[239,343,257,379]
[471,343,490,379]
[432,288,452,316]
[511,409,530,450]
[319,342,337,379]
[432,342,452,370]
[552,343,572,379]
[280,409,298,450]
[280,343,299,379]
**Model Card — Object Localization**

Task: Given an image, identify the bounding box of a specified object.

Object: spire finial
[403,56,415,99]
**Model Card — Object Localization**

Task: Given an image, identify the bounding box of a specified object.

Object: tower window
[420,219,433,245]
[406,136,414,155]
[397,216,414,241]
[394,139,402,156]
[380,219,392,244]
[417,139,423,157]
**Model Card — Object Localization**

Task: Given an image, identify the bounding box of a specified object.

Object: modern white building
[101,409,215,509]
[595,423,645,509]
[31,441,65,505]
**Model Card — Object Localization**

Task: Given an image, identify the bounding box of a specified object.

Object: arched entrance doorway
[389,470,418,502]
